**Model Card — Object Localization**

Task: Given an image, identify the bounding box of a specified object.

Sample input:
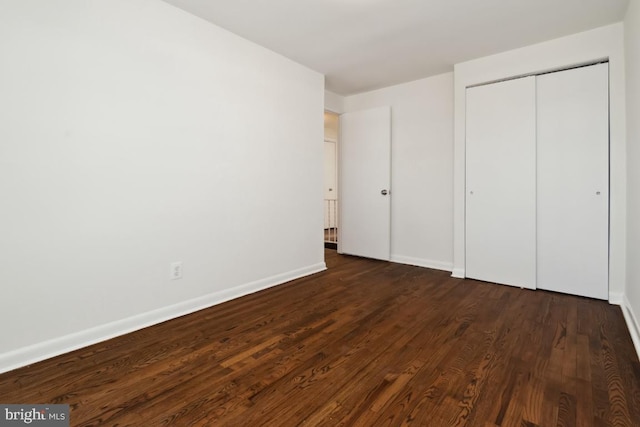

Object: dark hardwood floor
[1,249,639,426]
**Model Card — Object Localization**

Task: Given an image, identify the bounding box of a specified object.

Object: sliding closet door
[537,63,609,300]
[466,76,536,289]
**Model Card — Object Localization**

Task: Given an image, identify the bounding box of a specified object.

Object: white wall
[325,90,345,114]
[0,0,325,373]
[452,24,626,303]
[624,0,640,354]
[343,73,454,271]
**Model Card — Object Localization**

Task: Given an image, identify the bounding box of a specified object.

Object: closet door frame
[464,61,610,299]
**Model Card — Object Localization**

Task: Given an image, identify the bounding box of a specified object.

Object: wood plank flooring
[1,249,639,426]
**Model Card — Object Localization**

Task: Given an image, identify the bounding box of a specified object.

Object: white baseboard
[451,268,465,279]
[390,255,452,272]
[621,294,640,361]
[609,291,624,305]
[0,262,327,374]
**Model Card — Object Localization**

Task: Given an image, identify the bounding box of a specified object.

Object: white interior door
[339,106,391,261]
[537,63,609,300]
[466,76,537,289]
[324,141,337,228]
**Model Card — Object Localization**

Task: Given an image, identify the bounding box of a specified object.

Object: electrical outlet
[170,261,183,280]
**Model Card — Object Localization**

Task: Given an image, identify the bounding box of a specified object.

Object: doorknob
[381,189,388,195]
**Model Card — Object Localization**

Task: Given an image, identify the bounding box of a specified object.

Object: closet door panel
[537,63,609,300]
[466,76,537,289]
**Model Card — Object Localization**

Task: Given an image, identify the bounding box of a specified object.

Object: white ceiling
[160,0,629,95]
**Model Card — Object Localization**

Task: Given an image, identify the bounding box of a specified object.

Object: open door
[338,106,391,261]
